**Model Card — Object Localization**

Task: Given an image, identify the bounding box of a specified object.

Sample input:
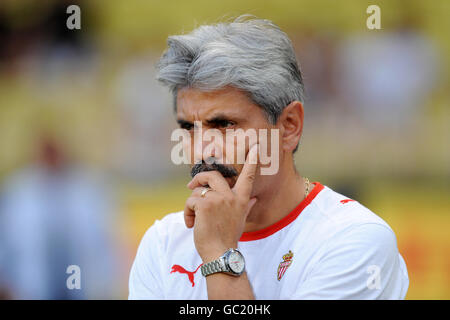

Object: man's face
[176,86,280,191]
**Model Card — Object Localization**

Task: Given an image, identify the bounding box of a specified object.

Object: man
[0,135,118,299]
[128,16,409,299]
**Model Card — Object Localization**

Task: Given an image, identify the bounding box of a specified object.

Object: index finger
[232,144,259,198]
[187,170,231,192]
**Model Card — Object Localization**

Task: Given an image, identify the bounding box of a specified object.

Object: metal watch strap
[201,258,227,277]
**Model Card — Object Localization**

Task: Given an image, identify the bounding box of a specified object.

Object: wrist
[201,248,246,278]
[199,243,237,263]
[206,271,254,300]
[200,246,231,263]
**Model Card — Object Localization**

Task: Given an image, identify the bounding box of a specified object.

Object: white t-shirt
[128,183,409,299]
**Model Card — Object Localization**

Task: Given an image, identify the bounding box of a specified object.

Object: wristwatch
[201,248,245,277]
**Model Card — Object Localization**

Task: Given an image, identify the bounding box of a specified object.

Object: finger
[191,187,207,198]
[187,170,231,192]
[233,144,259,199]
[184,197,198,228]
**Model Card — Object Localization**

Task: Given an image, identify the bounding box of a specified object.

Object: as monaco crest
[277,250,293,281]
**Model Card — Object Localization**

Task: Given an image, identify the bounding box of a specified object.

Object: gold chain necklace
[304,177,311,198]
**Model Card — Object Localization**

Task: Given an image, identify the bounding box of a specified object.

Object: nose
[193,128,224,164]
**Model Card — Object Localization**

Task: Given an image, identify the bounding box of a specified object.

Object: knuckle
[193,172,206,181]
[197,171,208,178]
[200,170,214,177]
[211,171,222,178]
[193,187,203,197]
[219,194,230,206]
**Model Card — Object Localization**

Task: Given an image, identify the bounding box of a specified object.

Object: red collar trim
[239,182,324,242]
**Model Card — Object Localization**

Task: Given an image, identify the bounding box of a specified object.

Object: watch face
[228,251,245,274]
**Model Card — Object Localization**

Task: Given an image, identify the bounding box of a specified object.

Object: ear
[278,101,304,153]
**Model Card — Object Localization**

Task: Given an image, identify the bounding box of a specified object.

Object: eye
[217,120,235,128]
[180,122,194,130]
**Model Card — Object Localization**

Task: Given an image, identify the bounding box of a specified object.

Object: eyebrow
[177,113,240,126]
[205,115,234,126]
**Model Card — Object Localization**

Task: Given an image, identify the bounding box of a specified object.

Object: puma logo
[340,199,356,204]
[170,264,203,287]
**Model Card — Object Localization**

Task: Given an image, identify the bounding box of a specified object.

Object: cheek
[252,173,271,193]
[222,138,240,165]
[182,137,194,164]
[222,130,259,165]
[257,127,282,169]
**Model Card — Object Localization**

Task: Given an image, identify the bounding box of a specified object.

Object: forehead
[176,86,261,120]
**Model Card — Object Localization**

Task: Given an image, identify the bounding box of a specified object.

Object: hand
[184,144,259,262]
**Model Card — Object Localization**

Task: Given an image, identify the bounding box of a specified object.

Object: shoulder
[291,185,408,299]
[306,184,404,277]
[129,211,187,287]
[310,185,395,240]
[304,184,402,263]
[138,210,188,252]
[150,210,186,235]
[129,211,187,299]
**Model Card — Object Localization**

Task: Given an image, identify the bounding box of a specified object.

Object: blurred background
[0,0,448,299]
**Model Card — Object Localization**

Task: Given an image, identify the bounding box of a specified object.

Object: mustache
[190,159,238,179]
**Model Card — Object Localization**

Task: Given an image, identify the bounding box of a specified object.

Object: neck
[244,160,309,233]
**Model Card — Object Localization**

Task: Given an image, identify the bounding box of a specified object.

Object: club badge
[277,250,293,281]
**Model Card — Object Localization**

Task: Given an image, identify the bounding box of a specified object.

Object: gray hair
[156,15,304,124]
